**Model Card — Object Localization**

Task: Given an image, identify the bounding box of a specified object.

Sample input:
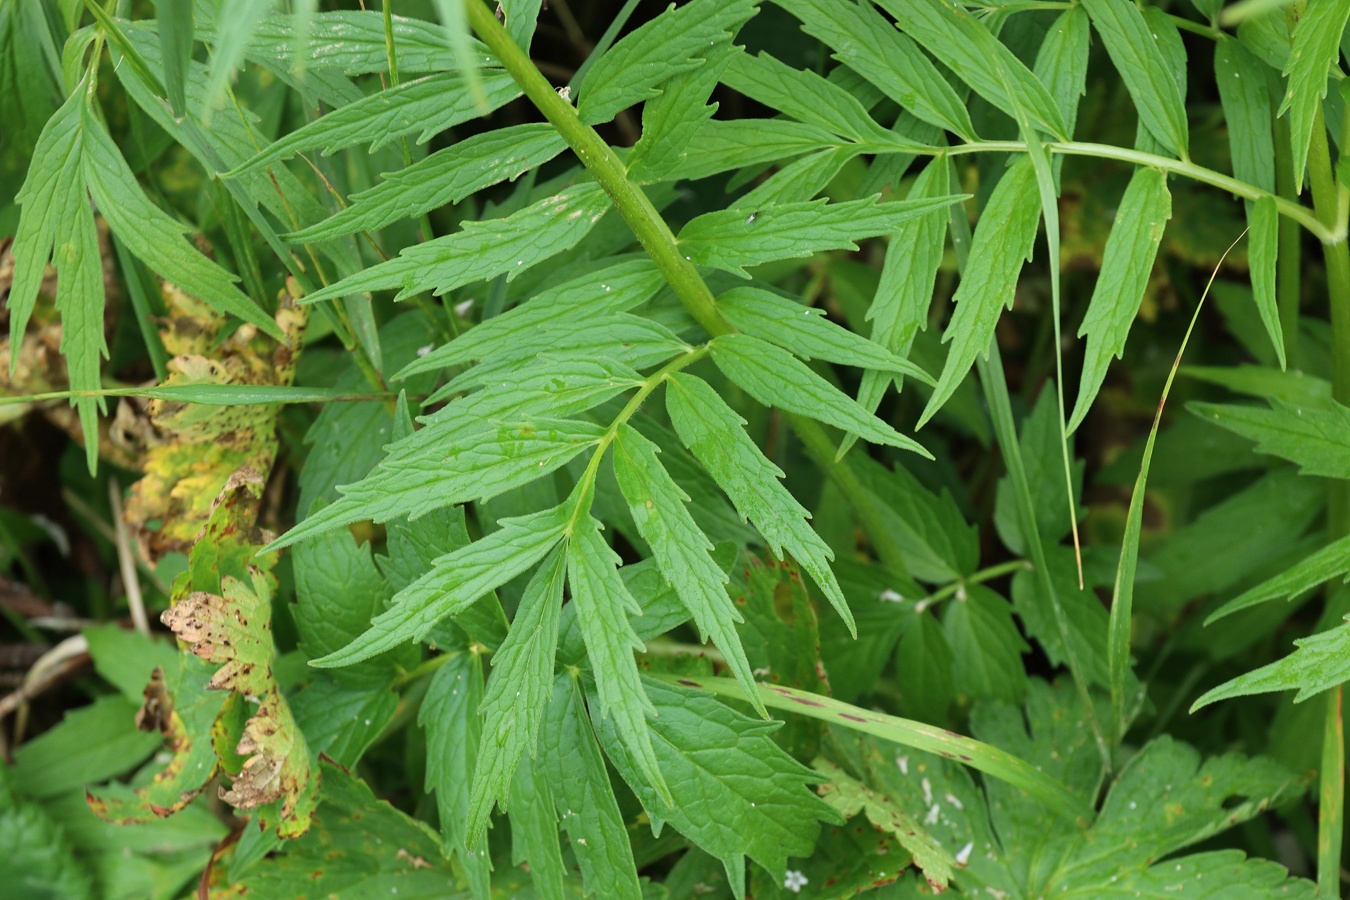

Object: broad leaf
[593,678,836,883]
[1215,36,1276,194]
[665,118,843,182]
[1280,0,1350,188]
[943,586,1029,704]
[1209,533,1350,623]
[1194,614,1350,707]
[1189,399,1350,479]
[666,372,852,633]
[629,43,740,181]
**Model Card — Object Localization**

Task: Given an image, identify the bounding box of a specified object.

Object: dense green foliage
[3,0,1350,897]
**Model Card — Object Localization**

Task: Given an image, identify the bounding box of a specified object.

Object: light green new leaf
[1281,0,1350,188]
[594,678,836,883]
[397,258,663,379]
[541,673,641,899]
[80,107,282,340]
[721,51,917,148]
[311,503,572,667]
[665,119,843,182]
[578,0,756,126]
[1194,615,1350,709]
[1069,167,1171,433]
[301,181,612,303]
[1208,533,1350,623]
[773,0,974,139]
[291,124,566,241]
[629,43,739,181]
[228,70,521,176]
[612,425,763,717]
[709,334,931,457]
[507,752,567,900]
[1248,196,1284,369]
[1189,399,1350,479]
[666,373,853,633]
[268,418,603,550]
[921,158,1040,427]
[568,515,671,806]
[876,0,1067,139]
[814,758,954,892]
[1215,36,1276,194]
[468,547,567,845]
[717,287,933,384]
[201,0,272,120]
[679,193,965,278]
[1080,0,1191,158]
[419,653,490,892]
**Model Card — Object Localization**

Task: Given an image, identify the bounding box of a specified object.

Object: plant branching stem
[465,0,915,579]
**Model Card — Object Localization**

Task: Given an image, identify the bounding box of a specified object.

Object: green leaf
[1183,364,1330,406]
[709,334,931,457]
[420,652,491,892]
[876,0,1068,139]
[290,124,567,241]
[721,51,920,148]
[679,193,964,278]
[1215,36,1276,194]
[895,608,957,724]
[80,106,281,340]
[773,0,974,139]
[200,0,272,120]
[849,158,950,456]
[593,678,835,882]
[577,0,756,126]
[629,43,739,181]
[814,758,954,892]
[717,286,932,384]
[1189,399,1350,479]
[228,70,521,176]
[735,145,857,210]
[506,752,567,900]
[467,547,566,843]
[1248,196,1285,369]
[541,673,642,900]
[1012,546,1115,691]
[12,695,160,800]
[311,503,572,667]
[921,158,1040,427]
[1194,612,1350,706]
[292,521,401,674]
[301,181,612,304]
[666,372,852,632]
[269,417,603,550]
[0,793,96,900]
[612,425,763,717]
[943,586,1029,704]
[568,514,671,805]
[1069,171,1171,433]
[155,0,192,116]
[1280,0,1350,188]
[1034,6,1091,142]
[1208,533,1350,623]
[397,258,663,378]
[997,388,1085,552]
[1079,0,1191,158]
[664,118,843,182]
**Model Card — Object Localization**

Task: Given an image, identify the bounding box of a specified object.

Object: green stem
[465,0,914,579]
[946,140,1333,242]
[1308,100,1350,899]
[1275,112,1304,369]
[917,559,1033,610]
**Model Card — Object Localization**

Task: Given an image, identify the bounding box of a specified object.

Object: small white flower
[557,85,572,102]
[783,870,808,893]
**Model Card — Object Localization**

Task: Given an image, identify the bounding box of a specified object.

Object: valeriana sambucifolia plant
[3,0,1350,896]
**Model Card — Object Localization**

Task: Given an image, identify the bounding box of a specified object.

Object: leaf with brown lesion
[123,278,308,565]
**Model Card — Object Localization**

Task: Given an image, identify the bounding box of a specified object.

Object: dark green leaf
[1189,399,1350,479]
[1208,533,1350,623]
[1280,0,1350,187]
